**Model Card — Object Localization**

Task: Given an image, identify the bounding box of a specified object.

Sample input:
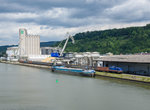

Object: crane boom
[59,33,75,57]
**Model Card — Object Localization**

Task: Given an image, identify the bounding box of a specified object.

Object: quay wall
[96,72,150,83]
[0,61,51,69]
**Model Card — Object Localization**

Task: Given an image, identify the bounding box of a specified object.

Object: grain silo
[19,28,40,56]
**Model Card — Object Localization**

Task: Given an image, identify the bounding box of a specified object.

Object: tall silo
[18,28,40,57]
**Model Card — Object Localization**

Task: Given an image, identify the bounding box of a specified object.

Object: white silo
[19,28,40,57]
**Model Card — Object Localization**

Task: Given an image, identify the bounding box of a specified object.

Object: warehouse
[100,55,150,76]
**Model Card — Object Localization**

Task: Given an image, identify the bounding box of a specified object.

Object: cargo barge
[51,66,95,77]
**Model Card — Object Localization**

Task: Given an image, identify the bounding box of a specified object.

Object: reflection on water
[0,63,150,110]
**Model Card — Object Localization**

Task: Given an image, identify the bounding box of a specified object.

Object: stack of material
[42,57,56,63]
[27,55,50,61]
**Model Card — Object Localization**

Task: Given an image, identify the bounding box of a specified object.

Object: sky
[0,0,150,46]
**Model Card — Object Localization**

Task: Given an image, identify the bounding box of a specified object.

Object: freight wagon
[96,66,123,73]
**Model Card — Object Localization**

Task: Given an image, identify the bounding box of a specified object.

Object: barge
[51,66,95,77]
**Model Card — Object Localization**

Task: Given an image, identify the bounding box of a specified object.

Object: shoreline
[0,61,51,69]
[1,61,150,83]
[96,72,150,83]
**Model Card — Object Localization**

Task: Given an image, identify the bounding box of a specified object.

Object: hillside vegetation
[65,24,150,54]
[1,24,150,56]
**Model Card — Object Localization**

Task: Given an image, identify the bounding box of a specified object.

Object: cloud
[105,0,150,22]
[0,0,150,46]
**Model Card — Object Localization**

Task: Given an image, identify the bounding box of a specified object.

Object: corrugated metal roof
[100,55,150,63]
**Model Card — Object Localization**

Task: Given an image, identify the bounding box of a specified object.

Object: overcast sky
[0,0,150,46]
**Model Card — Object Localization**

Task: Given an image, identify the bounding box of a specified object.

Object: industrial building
[100,55,150,76]
[6,47,19,61]
[41,47,62,55]
[6,28,63,61]
[19,28,40,56]
[65,52,101,68]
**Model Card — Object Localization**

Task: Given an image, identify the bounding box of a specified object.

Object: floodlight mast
[59,32,75,57]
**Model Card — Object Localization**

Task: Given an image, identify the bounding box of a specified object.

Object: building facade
[6,47,19,61]
[19,28,40,56]
[101,55,150,76]
[41,47,62,55]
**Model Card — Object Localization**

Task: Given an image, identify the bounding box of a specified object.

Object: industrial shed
[101,55,150,76]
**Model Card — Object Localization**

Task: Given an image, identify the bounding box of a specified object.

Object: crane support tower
[60,32,75,57]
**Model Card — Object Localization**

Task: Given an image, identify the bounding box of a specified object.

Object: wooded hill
[1,24,150,56]
[64,24,150,54]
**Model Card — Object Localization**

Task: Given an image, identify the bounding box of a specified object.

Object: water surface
[0,63,150,110]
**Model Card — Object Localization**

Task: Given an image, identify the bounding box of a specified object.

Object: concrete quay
[95,72,150,83]
[0,61,51,69]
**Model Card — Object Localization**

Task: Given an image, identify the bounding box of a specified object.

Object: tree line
[63,24,150,54]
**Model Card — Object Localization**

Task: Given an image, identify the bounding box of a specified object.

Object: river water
[0,63,150,110]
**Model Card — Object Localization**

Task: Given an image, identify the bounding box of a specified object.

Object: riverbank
[1,61,150,83]
[96,72,150,83]
[0,61,51,69]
